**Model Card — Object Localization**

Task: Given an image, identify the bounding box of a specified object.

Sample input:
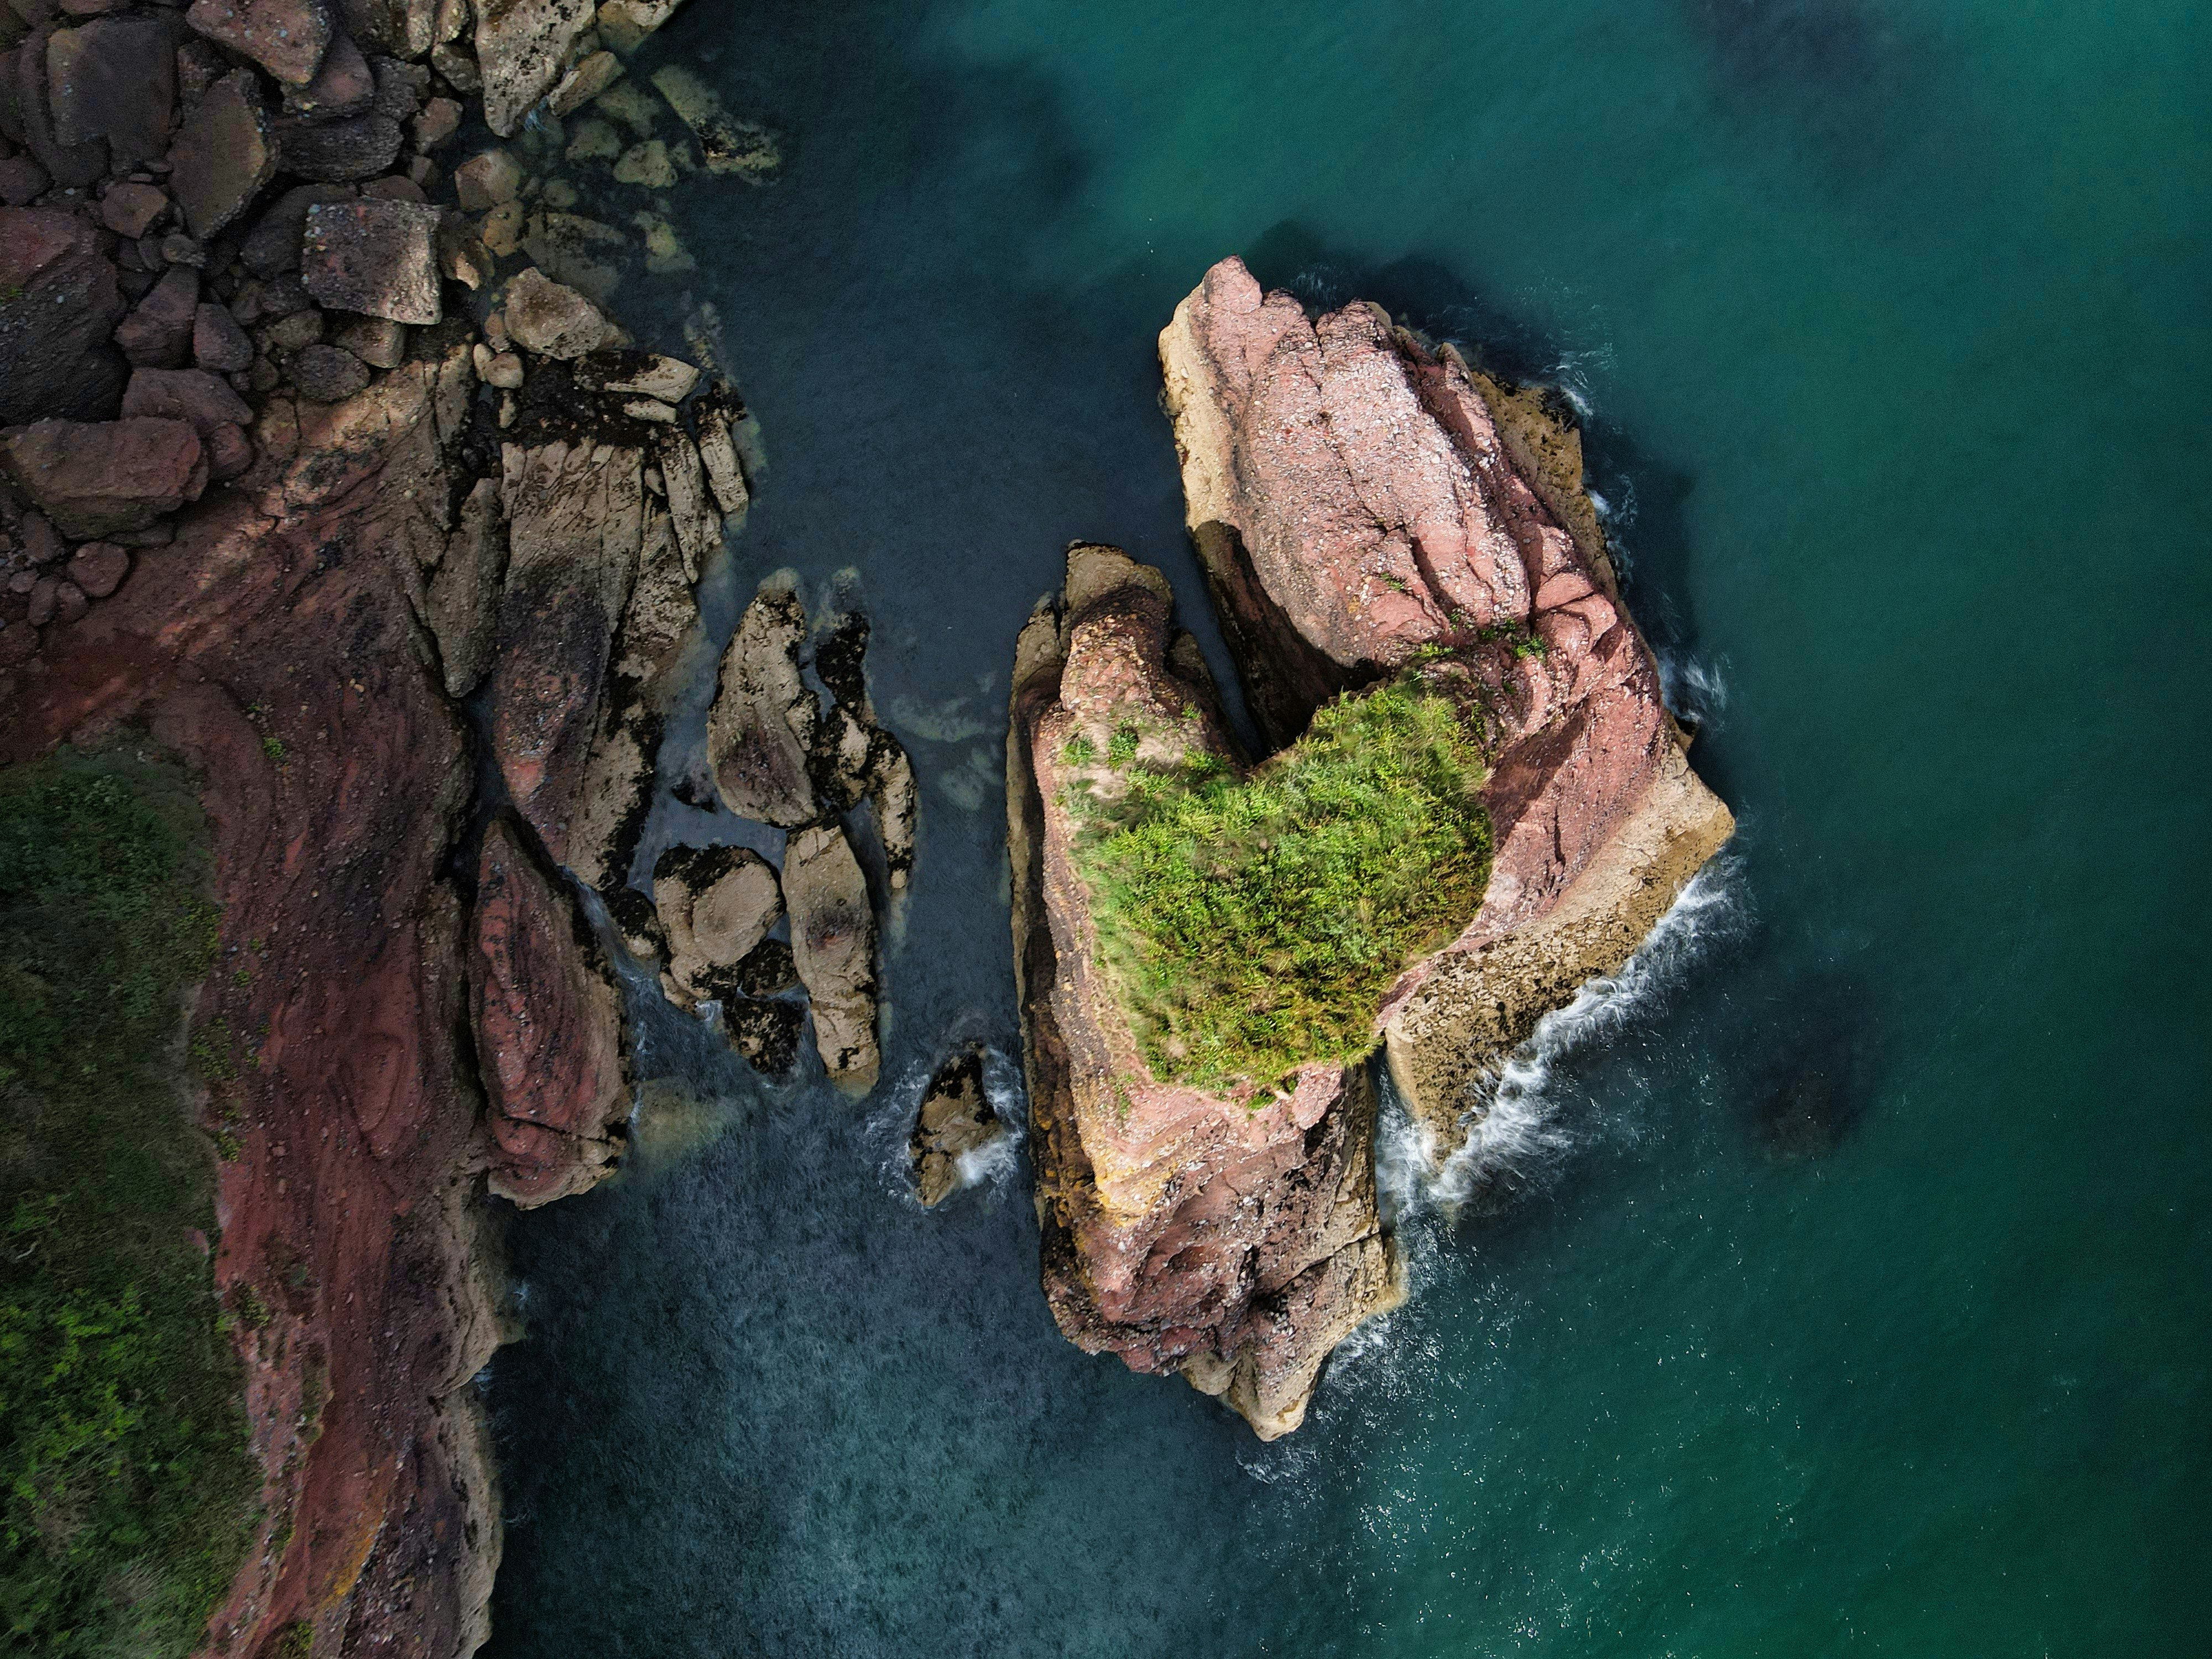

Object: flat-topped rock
[302,197,442,324]
[165,69,278,239]
[1,416,205,538]
[784,821,878,1092]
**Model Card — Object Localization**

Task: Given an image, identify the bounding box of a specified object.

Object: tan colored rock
[573,351,698,404]
[611,508,692,682]
[653,843,781,1000]
[475,0,594,136]
[611,137,672,188]
[503,266,610,358]
[593,0,684,54]
[910,1045,1001,1206]
[785,822,878,1092]
[547,47,621,116]
[650,62,778,179]
[653,425,717,579]
[691,384,749,514]
[452,147,521,210]
[705,582,817,827]
[521,209,624,302]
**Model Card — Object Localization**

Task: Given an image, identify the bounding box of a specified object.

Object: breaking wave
[867,1039,1030,1207]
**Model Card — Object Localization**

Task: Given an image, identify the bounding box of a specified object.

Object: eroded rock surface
[706,582,818,827]
[910,1045,1003,1207]
[784,820,879,1092]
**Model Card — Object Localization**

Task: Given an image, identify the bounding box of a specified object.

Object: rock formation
[910,1044,1005,1207]
[1010,261,1734,1438]
[784,821,880,1093]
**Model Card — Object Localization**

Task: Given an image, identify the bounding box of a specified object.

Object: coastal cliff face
[1013,260,1731,1437]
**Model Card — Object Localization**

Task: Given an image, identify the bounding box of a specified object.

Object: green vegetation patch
[0,750,258,1658]
[1068,679,1493,1094]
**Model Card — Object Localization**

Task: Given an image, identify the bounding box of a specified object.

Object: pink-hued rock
[185,0,333,86]
[122,365,255,435]
[100,180,170,238]
[164,67,279,239]
[113,264,200,369]
[0,205,128,424]
[0,416,205,538]
[65,540,129,598]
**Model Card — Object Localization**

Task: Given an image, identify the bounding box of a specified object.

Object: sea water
[484,2,2211,1653]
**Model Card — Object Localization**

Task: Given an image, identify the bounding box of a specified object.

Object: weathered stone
[25,575,58,627]
[784,821,878,1092]
[165,69,277,239]
[158,233,207,270]
[239,184,349,278]
[100,180,168,238]
[909,1045,1003,1207]
[472,815,630,1207]
[368,50,427,117]
[451,147,519,210]
[691,383,748,514]
[706,582,817,826]
[332,311,406,367]
[652,843,781,1004]
[652,424,716,578]
[112,264,199,368]
[620,397,673,424]
[609,135,670,188]
[8,23,106,189]
[263,307,326,352]
[286,340,370,400]
[361,173,429,204]
[436,212,492,288]
[430,39,479,92]
[546,46,618,115]
[0,155,49,206]
[280,27,372,117]
[185,0,332,86]
[573,349,695,403]
[122,365,254,435]
[274,109,402,180]
[51,577,86,623]
[502,265,608,358]
[0,416,204,537]
[0,622,39,663]
[204,420,254,481]
[195,300,255,371]
[301,197,440,324]
[46,15,179,168]
[413,94,461,149]
[422,473,504,696]
[519,208,622,302]
[649,63,778,180]
[0,205,127,424]
[64,539,127,597]
[611,505,691,682]
[19,515,67,566]
[474,0,592,137]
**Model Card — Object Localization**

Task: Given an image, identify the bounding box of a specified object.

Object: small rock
[452,148,522,211]
[650,64,779,180]
[204,420,254,480]
[547,48,622,116]
[100,180,168,237]
[369,54,429,119]
[249,353,281,393]
[909,1045,1003,1207]
[576,351,698,402]
[46,15,180,170]
[183,0,333,86]
[301,198,442,324]
[634,209,694,274]
[437,217,493,289]
[26,576,58,627]
[566,117,622,162]
[160,234,207,269]
[238,182,354,278]
[540,177,577,209]
[502,266,609,359]
[653,843,783,1004]
[165,69,278,239]
[0,417,206,538]
[122,366,253,435]
[65,540,130,597]
[332,312,406,367]
[113,265,200,368]
[194,301,255,371]
[281,28,374,118]
[275,112,405,182]
[21,515,67,566]
[0,206,129,425]
[0,157,49,207]
[622,398,675,423]
[610,138,672,189]
[414,96,462,150]
[593,77,658,135]
[484,349,524,388]
[477,199,526,257]
[53,580,88,624]
[430,41,481,94]
[361,174,429,204]
[263,308,326,352]
[286,341,371,401]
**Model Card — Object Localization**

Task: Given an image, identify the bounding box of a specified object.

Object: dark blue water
[484,3,2212,1653]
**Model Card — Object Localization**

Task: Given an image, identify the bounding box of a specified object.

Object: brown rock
[46,14,180,168]
[204,420,254,481]
[101,180,169,238]
[0,416,205,537]
[52,578,86,623]
[122,365,255,435]
[274,109,403,180]
[185,0,332,86]
[65,539,129,597]
[240,182,354,278]
[451,145,520,210]
[474,0,593,137]
[25,575,58,626]
[19,514,67,566]
[112,267,201,368]
[546,46,619,116]
[360,173,428,204]
[784,821,879,1092]
[910,1045,1003,1207]
[652,425,717,580]
[263,307,326,352]
[651,843,781,1005]
[194,301,255,371]
[705,581,817,826]
[502,265,608,359]
[422,474,504,696]
[333,311,407,367]
[9,23,106,190]
[413,94,462,149]
[0,156,49,206]
[0,622,37,664]
[472,814,631,1206]
[165,69,278,239]
[281,27,373,118]
[0,205,128,423]
[286,341,371,401]
[300,197,440,324]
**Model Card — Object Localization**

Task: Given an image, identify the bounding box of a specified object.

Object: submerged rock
[910,1045,1003,1207]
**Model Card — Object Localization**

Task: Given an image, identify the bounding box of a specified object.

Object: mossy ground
[1068,679,1492,1095]
[0,749,258,1657]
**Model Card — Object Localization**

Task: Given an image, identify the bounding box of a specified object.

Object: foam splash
[1658,649,1732,734]
[867,1041,1030,1207]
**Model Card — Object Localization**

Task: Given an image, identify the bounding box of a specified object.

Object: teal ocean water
[483,2,2211,1653]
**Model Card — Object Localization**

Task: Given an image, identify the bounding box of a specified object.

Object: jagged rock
[64,541,128,598]
[810,614,916,890]
[603,885,664,964]
[691,383,748,514]
[649,62,778,179]
[651,424,717,578]
[430,39,480,93]
[474,0,593,137]
[472,815,630,1207]
[910,1045,1002,1207]
[165,69,278,239]
[301,198,441,324]
[113,265,200,368]
[574,350,697,403]
[281,27,373,117]
[122,366,254,435]
[503,265,610,359]
[723,997,805,1074]
[0,156,50,206]
[274,109,403,180]
[547,46,619,115]
[185,0,332,86]
[610,137,672,188]
[451,146,520,210]
[611,507,692,681]
[784,821,878,1092]
[286,341,371,401]
[0,416,205,537]
[195,302,256,372]
[8,23,104,190]
[0,206,128,424]
[484,436,641,870]
[705,582,817,826]
[422,474,504,696]
[334,314,407,368]
[593,0,685,55]
[652,843,781,1003]
[46,14,180,169]
[100,182,169,238]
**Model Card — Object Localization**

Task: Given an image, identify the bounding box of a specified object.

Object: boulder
[502,266,609,359]
[333,314,407,369]
[281,28,373,118]
[204,422,255,481]
[113,265,201,369]
[783,821,878,1092]
[909,1045,1003,1207]
[100,181,169,238]
[546,47,620,116]
[471,815,630,1207]
[0,416,204,537]
[651,843,781,1003]
[650,63,778,180]
[474,0,593,137]
[611,506,693,682]
[64,541,129,598]
[185,0,332,86]
[46,14,180,169]
[165,69,278,239]
[0,156,49,206]
[691,384,749,515]
[573,351,697,404]
[593,0,686,55]
[705,582,817,827]
[0,206,128,424]
[301,198,441,324]
[121,366,255,435]
[8,23,106,189]
[274,109,403,180]
[194,302,256,372]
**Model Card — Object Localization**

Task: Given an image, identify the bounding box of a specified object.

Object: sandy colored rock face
[910,1045,1003,1207]
[653,843,783,1001]
[475,0,594,135]
[504,265,612,359]
[784,822,879,1092]
[706,584,819,826]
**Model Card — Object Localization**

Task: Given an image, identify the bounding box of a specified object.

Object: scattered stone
[20,515,67,566]
[634,209,694,274]
[333,312,407,367]
[452,148,521,210]
[47,15,181,170]
[274,111,404,180]
[204,420,254,479]
[653,843,782,1003]
[475,0,594,136]
[423,474,505,696]
[565,115,620,161]
[650,64,779,180]
[122,366,254,435]
[361,174,429,204]
[521,208,623,301]
[184,0,332,87]
[100,180,168,237]
[239,182,353,276]
[165,69,278,239]
[706,582,817,825]
[784,821,879,1092]
[301,197,441,324]
[910,1045,1003,1206]
[286,341,371,400]
[472,345,525,388]
[53,579,87,624]
[0,206,128,424]
[25,576,58,627]
[65,540,128,597]
[194,302,255,371]
[113,265,200,368]
[263,307,326,351]
[414,95,462,149]
[477,198,525,255]
[0,416,205,538]
[369,53,429,119]
[547,47,620,116]
[0,156,49,206]
[593,0,685,55]
[159,233,208,269]
[592,76,657,135]
[281,28,373,118]
[502,265,608,358]
[610,137,671,189]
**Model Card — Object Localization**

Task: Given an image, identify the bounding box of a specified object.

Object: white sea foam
[869,1040,1029,1207]
[1658,650,1732,733]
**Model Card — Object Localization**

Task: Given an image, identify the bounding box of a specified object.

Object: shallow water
[484,2,2212,1653]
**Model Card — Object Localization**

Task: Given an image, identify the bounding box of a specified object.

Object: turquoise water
[483,2,2211,1653]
